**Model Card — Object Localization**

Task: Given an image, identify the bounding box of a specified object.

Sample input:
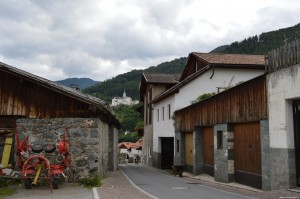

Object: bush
[80,173,103,188]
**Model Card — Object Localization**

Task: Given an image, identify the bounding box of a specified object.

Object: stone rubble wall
[16,118,111,182]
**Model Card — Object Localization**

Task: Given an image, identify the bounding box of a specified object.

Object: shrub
[80,173,103,188]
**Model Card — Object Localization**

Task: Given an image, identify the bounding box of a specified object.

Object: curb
[93,187,100,199]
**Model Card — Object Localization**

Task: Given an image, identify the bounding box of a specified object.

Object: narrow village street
[98,164,300,199]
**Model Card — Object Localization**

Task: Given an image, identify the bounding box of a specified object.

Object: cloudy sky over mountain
[0,0,299,81]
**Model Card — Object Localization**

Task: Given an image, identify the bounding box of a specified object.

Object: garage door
[185,133,193,166]
[203,127,214,176]
[234,122,262,189]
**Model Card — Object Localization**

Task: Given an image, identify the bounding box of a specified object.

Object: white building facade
[150,53,266,169]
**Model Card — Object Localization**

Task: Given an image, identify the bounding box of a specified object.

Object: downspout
[209,65,215,79]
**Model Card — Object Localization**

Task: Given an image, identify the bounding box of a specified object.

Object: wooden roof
[139,73,180,101]
[193,53,265,65]
[180,53,265,81]
[0,62,120,127]
[143,73,180,84]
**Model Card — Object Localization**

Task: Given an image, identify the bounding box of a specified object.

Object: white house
[139,73,180,167]
[149,53,266,169]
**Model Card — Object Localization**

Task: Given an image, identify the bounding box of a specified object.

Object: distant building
[111,90,139,106]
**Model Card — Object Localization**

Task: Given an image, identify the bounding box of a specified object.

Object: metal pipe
[32,164,43,185]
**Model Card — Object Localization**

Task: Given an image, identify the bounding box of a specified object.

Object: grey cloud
[0,0,299,81]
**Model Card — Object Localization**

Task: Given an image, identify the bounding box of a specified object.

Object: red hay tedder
[16,126,71,192]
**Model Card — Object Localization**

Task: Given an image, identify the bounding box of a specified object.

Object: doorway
[293,101,300,186]
[161,137,174,169]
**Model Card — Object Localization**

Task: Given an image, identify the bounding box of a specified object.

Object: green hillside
[211,23,300,54]
[83,57,187,102]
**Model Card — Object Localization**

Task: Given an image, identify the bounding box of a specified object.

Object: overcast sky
[0,0,299,81]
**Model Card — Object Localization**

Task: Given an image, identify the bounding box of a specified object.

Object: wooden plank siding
[234,122,261,175]
[0,71,104,119]
[203,127,214,166]
[175,75,267,132]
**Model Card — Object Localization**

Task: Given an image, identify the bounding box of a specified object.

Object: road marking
[171,186,189,190]
[120,168,159,199]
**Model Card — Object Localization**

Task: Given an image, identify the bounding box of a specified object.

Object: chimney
[70,84,80,91]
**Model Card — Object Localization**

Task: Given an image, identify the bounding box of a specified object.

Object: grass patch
[0,187,15,198]
[0,178,16,198]
[80,173,103,188]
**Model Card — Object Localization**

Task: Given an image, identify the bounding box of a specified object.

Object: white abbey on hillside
[111,90,139,106]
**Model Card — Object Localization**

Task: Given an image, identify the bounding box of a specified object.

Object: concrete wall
[267,63,300,189]
[142,124,153,166]
[174,131,185,166]
[16,118,115,181]
[108,126,118,171]
[193,127,203,176]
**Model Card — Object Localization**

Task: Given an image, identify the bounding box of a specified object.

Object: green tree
[112,104,143,134]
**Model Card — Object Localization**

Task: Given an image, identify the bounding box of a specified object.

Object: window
[156,109,159,122]
[168,104,171,119]
[162,107,165,121]
[217,130,223,149]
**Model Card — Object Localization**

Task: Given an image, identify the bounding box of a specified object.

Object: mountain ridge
[56,77,99,90]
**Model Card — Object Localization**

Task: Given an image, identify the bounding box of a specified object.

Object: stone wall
[214,123,234,183]
[16,118,112,181]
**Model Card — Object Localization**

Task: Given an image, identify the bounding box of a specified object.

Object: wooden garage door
[234,122,261,189]
[203,127,214,176]
[185,133,193,166]
[0,117,16,166]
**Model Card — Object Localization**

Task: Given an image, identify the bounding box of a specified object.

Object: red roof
[118,139,143,150]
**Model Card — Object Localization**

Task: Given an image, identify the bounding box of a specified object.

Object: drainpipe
[210,65,215,79]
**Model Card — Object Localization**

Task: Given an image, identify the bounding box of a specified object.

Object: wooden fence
[265,40,300,73]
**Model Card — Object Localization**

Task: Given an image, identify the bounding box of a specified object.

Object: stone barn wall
[16,118,113,181]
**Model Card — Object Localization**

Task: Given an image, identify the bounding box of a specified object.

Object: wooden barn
[0,62,120,179]
[174,74,268,189]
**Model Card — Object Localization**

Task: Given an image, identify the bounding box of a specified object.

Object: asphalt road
[120,165,255,199]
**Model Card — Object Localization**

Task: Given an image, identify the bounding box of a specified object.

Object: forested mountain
[57,78,99,89]
[83,57,187,102]
[83,23,300,102]
[211,23,300,54]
